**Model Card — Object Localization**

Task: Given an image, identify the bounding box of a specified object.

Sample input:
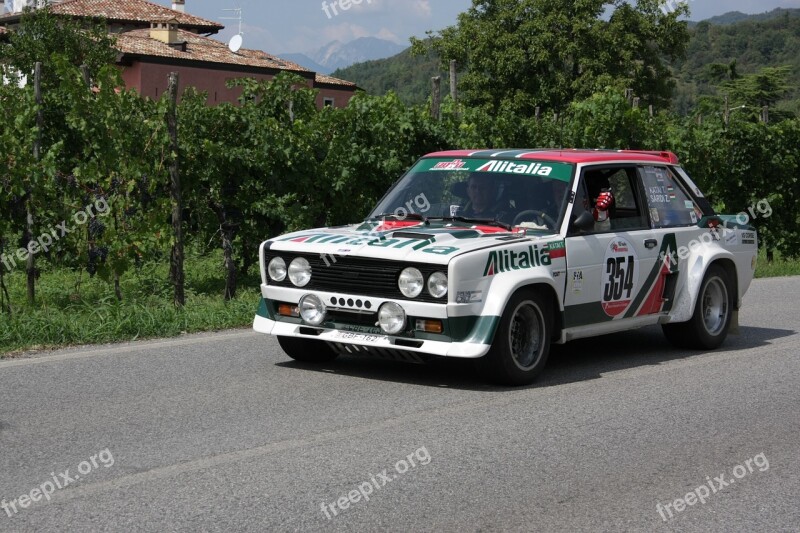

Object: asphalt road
[1,277,799,532]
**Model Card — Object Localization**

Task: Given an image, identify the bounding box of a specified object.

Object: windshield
[369,158,575,230]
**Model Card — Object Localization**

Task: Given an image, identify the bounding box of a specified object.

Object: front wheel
[662,264,733,350]
[277,336,339,363]
[476,289,553,386]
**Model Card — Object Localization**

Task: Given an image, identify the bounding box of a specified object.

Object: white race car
[254,149,757,385]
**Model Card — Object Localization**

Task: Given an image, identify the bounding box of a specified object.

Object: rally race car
[253,150,758,385]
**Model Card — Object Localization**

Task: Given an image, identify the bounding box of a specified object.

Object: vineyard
[1,10,799,353]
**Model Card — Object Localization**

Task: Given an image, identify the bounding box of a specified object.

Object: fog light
[378,302,406,335]
[299,294,326,326]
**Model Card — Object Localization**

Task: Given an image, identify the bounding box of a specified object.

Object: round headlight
[288,258,312,287]
[378,302,406,335]
[299,294,326,326]
[398,267,424,298]
[427,272,448,298]
[268,257,287,282]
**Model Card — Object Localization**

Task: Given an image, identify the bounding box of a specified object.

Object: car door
[562,165,665,336]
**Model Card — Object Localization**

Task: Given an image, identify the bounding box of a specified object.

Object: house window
[323,97,335,107]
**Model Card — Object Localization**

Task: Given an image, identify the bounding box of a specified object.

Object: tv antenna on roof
[221,7,243,52]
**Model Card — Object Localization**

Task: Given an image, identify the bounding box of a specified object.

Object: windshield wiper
[431,216,513,231]
[367,212,428,223]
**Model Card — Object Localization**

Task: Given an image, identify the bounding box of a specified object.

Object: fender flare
[666,246,737,324]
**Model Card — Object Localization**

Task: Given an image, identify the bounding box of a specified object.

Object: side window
[575,166,648,233]
[640,166,704,228]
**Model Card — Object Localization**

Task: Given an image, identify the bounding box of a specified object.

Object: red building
[0,0,358,107]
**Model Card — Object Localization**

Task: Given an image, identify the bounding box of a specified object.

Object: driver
[461,173,509,220]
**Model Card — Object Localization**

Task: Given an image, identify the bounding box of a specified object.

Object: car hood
[266,220,559,265]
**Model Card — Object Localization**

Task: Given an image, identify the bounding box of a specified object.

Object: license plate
[333,331,386,343]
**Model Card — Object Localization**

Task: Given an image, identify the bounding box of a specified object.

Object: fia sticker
[572,270,583,292]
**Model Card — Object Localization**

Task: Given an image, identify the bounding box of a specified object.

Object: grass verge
[0,251,259,356]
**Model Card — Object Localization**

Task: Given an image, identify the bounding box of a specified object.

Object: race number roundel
[600,238,639,317]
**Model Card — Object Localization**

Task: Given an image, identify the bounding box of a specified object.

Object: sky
[154,0,800,55]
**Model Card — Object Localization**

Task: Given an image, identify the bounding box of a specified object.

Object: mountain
[696,8,800,26]
[279,53,332,74]
[283,37,405,74]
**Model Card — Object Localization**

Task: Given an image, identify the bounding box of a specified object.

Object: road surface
[1,277,798,532]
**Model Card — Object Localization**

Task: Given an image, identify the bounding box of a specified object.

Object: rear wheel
[277,336,339,363]
[476,289,552,386]
[662,264,733,349]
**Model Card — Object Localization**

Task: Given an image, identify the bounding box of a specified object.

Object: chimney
[171,0,185,13]
[150,18,180,45]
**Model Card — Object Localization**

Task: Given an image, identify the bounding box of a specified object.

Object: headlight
[427,272,448,298]
[299,294,326,326]
[378,302,406,335]
[267,257,287,282]
[398,267,424,298]
[288,258,312,287]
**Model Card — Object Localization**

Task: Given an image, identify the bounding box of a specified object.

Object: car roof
[424,149,680,165]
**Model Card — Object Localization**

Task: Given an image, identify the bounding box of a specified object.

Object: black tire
[277,336,339,363]
[476,288,553,386]
[662,264,733,350]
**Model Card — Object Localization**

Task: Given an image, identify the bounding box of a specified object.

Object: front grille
[266,252,446,303]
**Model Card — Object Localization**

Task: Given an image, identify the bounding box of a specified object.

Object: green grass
[754,249,800,278]
[0,251,260,356]
[1,247,797,357]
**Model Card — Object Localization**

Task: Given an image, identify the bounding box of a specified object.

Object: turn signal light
[415,319,443,334]
[278,303,300,317]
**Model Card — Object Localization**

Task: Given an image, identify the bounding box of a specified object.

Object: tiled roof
[314,73,357,88]
[0,0,223,32]
[116,29,311,73]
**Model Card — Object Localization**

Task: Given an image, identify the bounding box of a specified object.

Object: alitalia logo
[477,160,553,176]
[483,245,552,276]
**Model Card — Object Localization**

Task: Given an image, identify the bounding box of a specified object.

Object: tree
[411,0,689,115]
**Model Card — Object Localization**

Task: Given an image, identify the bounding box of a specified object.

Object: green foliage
[411,0,689,114]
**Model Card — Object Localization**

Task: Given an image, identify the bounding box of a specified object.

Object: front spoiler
[253,315,490,359]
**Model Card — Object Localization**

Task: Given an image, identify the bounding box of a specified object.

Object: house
[0,0,359,107]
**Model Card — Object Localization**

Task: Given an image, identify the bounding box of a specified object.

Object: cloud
[411,0,432,17]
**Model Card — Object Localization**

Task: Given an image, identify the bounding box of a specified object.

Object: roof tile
[41,0,222,31]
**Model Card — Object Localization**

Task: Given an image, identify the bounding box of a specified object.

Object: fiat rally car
[253,149,758,385]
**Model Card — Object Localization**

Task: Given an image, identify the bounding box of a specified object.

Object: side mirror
[571,210,595,232]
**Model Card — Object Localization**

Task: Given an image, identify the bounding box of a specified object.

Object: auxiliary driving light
[298,294,326,326]
[288,257,312,287]
[378,302,406,335]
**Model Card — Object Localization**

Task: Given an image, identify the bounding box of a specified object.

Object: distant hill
[332,47,443,106]
[334,8,800,112]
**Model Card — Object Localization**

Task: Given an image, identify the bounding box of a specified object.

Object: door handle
[644,238,658,249]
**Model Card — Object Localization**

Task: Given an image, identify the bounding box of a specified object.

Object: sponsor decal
[684,200,695,209]
[279,232,460,255]
[483,245,551,276]
[725,231,738,246]
[601,237,639,317]
[456,290,483,304]
[431,159,468,171]
[476,160,553,176]
[690,211,698,224]
[741,231,756,245]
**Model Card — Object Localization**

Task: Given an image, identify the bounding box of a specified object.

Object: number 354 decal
[601,238,639,317]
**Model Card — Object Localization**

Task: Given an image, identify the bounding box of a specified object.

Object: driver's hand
[596,191,614,211]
